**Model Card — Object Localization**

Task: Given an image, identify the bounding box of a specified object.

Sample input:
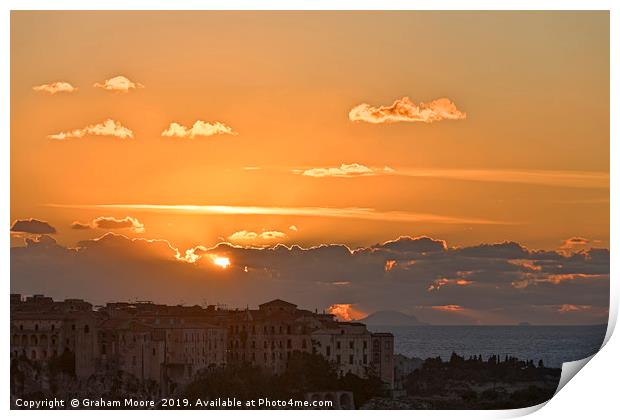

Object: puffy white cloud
[93,75,144,92]
[161,120,236,138]
[349,96,466,124]
[48,119,134,140]
[32,81,77,94]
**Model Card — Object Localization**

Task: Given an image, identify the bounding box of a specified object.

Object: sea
[368,324,608,368]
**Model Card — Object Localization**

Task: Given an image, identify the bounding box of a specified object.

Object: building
[227,299,326,373]
[11,295,99,378]
[10,294,395,388]
[371,332,395,388]
[311,322,372,378]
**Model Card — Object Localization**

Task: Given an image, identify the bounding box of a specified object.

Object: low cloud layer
[11,219,57,234]
[93,75,143,92]
[349,97,467,124]
[11,232,609,325]
[161,120,236,138]
[32,81,77,94]
[48,119,134,140]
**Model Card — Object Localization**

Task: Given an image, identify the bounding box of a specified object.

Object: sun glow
[212,256,231,269]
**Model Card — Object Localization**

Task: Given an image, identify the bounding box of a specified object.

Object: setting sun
[212,256,231,269]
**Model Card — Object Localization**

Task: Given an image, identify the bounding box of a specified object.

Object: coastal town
[10,294,394,401]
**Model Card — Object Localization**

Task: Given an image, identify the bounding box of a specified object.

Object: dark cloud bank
[10,233,609,325]
[10,218,57,234]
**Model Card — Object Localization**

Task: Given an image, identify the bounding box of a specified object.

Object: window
[84,325,90,334]
[337,355,341,364]
[363,355,367,364]
[363,341,367,349]
[349,341,354,349]
[326,345,331,357]
[287,339,292,349]
[349,355,354,364]
[336,341,341,350]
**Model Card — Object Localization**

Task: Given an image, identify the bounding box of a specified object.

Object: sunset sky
[10,12,610,324]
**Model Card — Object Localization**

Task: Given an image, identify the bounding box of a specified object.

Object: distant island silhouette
[360,311,428,326]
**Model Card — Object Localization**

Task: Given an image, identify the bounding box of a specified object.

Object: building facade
[10,295,394,389]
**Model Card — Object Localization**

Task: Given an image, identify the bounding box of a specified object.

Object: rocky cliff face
[11,357,162,408]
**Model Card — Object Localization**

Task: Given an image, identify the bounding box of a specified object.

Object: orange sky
[11,11,609,252]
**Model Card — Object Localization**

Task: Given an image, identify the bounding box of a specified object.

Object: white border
[2,2,616,419]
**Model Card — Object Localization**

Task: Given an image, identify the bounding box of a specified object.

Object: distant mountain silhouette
[360,310,428,326]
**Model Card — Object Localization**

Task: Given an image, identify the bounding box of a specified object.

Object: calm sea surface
[368,325,608,368]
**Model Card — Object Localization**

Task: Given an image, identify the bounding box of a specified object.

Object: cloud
[48,119,134,140]
[327,304,367,321]
[92,216,145,233]
[11,219,57,234]
[292,165,607,189]
[71,221,92,230]
[300,163,375,178]
[32,81,77,94]
[394,168,609,189]
[227,230,287,245]
[349,97,466,124]
[161,120,236,138]
[289,225,298,232]
[48,203,509,225]
[432,305,465,312]
[559,237,603,255]
[557,304,593,313]
[11,231,609,325]
[93,75,143,92]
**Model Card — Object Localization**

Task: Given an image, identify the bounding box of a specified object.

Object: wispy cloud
[93,75,143,92]
[349,97,466,124]
[293,164,608,189]
[47,204,509,225]
[32,81,77,94]
[297,163,375,178]
[48,119,134,140]
[161,120,236,138]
